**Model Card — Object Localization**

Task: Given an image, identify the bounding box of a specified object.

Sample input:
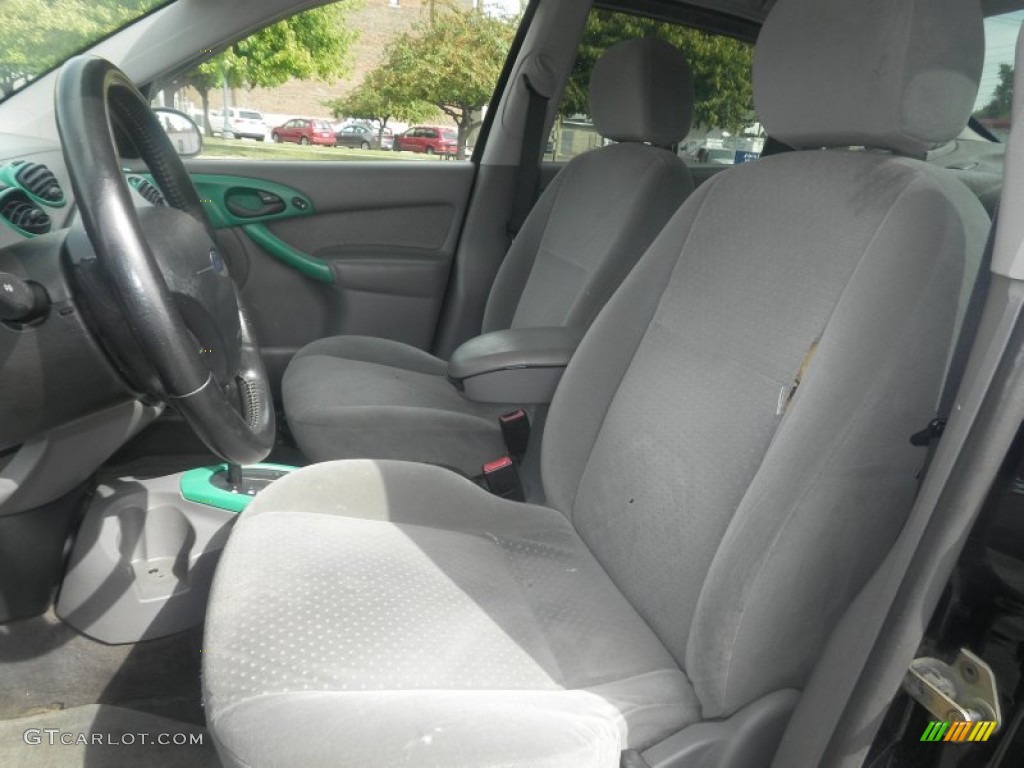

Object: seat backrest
[542,0,988,721]
[481,38,695,333]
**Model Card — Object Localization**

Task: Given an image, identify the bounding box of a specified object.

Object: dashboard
[0,136,76,248]
[0,134,158,517]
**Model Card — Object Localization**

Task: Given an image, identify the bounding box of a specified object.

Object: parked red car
[393,125,457,156]
[270,118,336,147]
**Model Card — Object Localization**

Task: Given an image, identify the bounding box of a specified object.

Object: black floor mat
[0,610,204,725]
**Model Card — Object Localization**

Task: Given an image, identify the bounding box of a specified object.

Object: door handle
[242,222,333,284]
[225,189,286,219]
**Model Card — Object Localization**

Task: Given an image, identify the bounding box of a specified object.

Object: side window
[156,0,518,161]
[551,9,760,166]
[974,11,1024,139]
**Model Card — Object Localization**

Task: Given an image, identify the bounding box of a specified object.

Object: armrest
[448,327,586,404]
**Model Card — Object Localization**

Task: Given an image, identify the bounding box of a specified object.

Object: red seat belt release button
[482,456,524,501]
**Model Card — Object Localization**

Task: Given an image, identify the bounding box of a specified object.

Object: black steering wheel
[55,56,275,464]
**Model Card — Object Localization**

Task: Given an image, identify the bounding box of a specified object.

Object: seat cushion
[203,460,699,767]
[283,336,509,476]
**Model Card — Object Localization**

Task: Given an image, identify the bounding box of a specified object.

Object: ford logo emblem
[209,248,227,276]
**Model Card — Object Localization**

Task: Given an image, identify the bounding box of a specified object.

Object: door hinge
[902,648,1002,727]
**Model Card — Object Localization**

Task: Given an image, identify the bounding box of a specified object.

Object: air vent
[128,175,165,206]
[10,160,64,206]
[0,191,51,236]
[136,179,165,206]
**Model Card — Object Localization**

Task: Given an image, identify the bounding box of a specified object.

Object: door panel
[182,159,476,395]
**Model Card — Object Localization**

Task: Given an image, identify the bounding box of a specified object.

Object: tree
[0,0,160,97]
[325,66,437,143]
[173,3,359,136]
[369,4,516,158]
[561,10,754,134]
[976,63,1014,122]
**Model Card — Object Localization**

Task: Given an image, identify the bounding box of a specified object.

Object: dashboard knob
[0,270,45,323]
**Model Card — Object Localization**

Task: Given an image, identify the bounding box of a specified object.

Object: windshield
[0,0,172,103]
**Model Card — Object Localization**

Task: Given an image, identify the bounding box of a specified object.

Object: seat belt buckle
[499,409,530,459]
[482,456,525,501]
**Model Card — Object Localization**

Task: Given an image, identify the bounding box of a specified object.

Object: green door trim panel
[127,171,332,283]
[241,222,333,283]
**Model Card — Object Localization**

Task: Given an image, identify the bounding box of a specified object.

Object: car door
[130,1,537,397]
[337,125,358,148]
[275,119,294,142]
[170,154,476,394]
[422,128,439,153]
[407,127,425,153]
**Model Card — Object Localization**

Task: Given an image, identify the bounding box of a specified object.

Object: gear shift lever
[226,463,244,491]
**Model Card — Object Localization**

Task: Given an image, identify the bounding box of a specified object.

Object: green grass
[199,136,459,162]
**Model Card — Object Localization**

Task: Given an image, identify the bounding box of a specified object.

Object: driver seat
[202,0,988,764]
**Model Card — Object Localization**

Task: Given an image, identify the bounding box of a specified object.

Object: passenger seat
[283,37,696,475]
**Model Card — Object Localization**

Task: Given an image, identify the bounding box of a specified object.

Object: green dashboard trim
[180,463,299,513]
[0,161,67,209]
[241,222,333,283]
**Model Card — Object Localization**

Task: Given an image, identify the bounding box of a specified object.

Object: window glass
[974,11,1023,139]
[157,0,519,161]
[551,8,759,166]
[0,0,172,103]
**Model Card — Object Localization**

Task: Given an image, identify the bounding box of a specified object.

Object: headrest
[589,38,694,146]
[754,0,984,157]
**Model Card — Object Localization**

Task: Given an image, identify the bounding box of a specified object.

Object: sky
[977,11,1023,110]
[482,0,524,18]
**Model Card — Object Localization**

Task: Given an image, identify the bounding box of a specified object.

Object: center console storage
[56,463,295,644]
[448,326,585,404]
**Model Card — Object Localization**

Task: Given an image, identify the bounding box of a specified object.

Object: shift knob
[0,271,44,322]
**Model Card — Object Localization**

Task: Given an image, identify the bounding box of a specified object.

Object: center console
[56,463,295,644]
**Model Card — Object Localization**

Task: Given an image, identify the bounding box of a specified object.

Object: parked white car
[209,107,268,141]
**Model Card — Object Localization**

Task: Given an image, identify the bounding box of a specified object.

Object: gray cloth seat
[204,0,989,765]
[283,38,696,475]
[203,460,700,765]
